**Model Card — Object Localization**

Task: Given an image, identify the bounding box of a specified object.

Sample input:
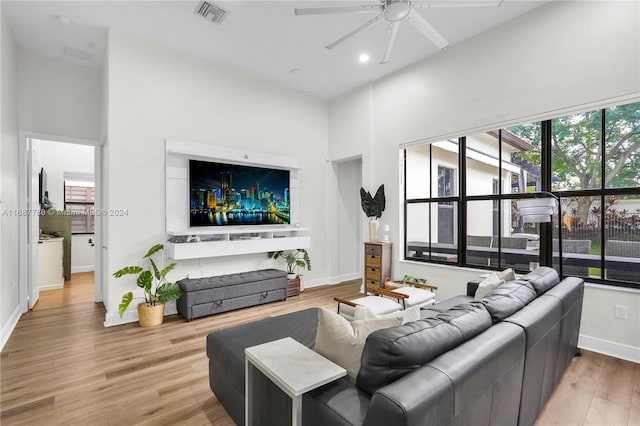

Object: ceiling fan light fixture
[296,0,458,62]
[383,1,411,22]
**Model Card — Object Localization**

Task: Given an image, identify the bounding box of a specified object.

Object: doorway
[332,157,363,283]
[19,133,104,312]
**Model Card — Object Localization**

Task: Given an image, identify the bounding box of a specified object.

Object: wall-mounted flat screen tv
[189,159,291,227]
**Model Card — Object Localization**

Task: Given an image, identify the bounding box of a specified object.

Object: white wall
[328,1,640,360]
[37,140,94,208]
[18,50,102,141]
[1,4,21,349]
[71,234,95,272]
[105,29,329,324]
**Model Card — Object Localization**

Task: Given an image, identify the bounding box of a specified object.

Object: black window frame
[403,102,640,289]
[64,183,95,235]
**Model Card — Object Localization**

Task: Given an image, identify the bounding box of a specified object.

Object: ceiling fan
[294,0,501,64]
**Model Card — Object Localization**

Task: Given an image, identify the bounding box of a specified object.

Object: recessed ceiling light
[358,53,370,63]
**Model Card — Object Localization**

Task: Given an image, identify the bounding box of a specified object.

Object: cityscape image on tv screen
[189,159,290,227]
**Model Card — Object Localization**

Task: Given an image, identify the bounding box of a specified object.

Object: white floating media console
[166,227,310,260]
[165,139,310,260]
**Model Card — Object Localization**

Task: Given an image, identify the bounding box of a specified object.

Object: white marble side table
[245,336,346,426]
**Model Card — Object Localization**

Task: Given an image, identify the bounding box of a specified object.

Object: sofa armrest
[408,282,438,291]
[334,297,358,308]
[363,365,454,426]
[370,287,409,299]
[467,279,482,297]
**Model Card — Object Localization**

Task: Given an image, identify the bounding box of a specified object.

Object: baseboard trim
[1,305,23,351]
[39,281,65,291]
[578,334,640,363]
[304,273,361,289]
[103,302,178,327]
[72,266,95,273]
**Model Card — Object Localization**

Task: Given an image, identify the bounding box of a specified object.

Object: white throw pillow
[474,273,505,300]
[498,268,516,282]
[315,308,402,379]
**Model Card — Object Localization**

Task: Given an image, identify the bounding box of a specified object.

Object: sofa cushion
[357,302,492,395]
[315,308,403,379]
[481,281,537,323]
[519,266,560,296]
[303,377,372,426]
[427,295,473,313]
[206,308,319,426]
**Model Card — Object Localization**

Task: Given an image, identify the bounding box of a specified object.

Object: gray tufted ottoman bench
[176,269,287,321]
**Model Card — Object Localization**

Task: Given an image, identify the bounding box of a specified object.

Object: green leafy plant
[268,249,311,275]
[360,184,386,219]
[112,244,183,316]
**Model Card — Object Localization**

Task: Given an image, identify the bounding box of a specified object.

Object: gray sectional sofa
[206,267,583,426]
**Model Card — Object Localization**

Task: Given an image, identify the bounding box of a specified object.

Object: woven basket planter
[137,302,165,327]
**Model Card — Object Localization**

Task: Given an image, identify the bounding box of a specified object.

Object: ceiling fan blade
[413,0,502,7]
[406,9,449,49]
[294,5,382,16]
[326,14,385,50]
[380,22,399,64]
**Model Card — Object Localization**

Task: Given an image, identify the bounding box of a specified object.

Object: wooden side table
[245,337,346,426]
[364,242,392,293]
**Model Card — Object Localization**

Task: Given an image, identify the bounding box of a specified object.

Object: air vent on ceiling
[194,1,228,24]
[63,46,93,63]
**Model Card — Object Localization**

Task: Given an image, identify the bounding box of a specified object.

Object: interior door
[28,139,40,309]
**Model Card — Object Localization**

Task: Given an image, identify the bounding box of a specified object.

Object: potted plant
[360,184,386,241]
[268,249,311,279]
[113,243,183,327]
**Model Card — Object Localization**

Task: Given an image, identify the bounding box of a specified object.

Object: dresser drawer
[365,280,380,291]
[366,254,381,267]
[365,244,381,256]
[365,267,382,280]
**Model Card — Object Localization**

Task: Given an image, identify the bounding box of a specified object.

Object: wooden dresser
[364,242,392,293]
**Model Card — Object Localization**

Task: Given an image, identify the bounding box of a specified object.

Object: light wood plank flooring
[1,280,639,425]
[536,350,640,426]
[33,272,95,311]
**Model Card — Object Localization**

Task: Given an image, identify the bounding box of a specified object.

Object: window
[404,141,458,264]
[403,100,640,288]
[64,183,95,234]
[437,166,456,197]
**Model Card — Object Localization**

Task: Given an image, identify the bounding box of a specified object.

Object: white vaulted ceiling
[3,1,547,99]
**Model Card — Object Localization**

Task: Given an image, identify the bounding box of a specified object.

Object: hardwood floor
[33,272,95,311]
[1,280,362,425]
[1,279,638,426]
[535,350,640,426]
